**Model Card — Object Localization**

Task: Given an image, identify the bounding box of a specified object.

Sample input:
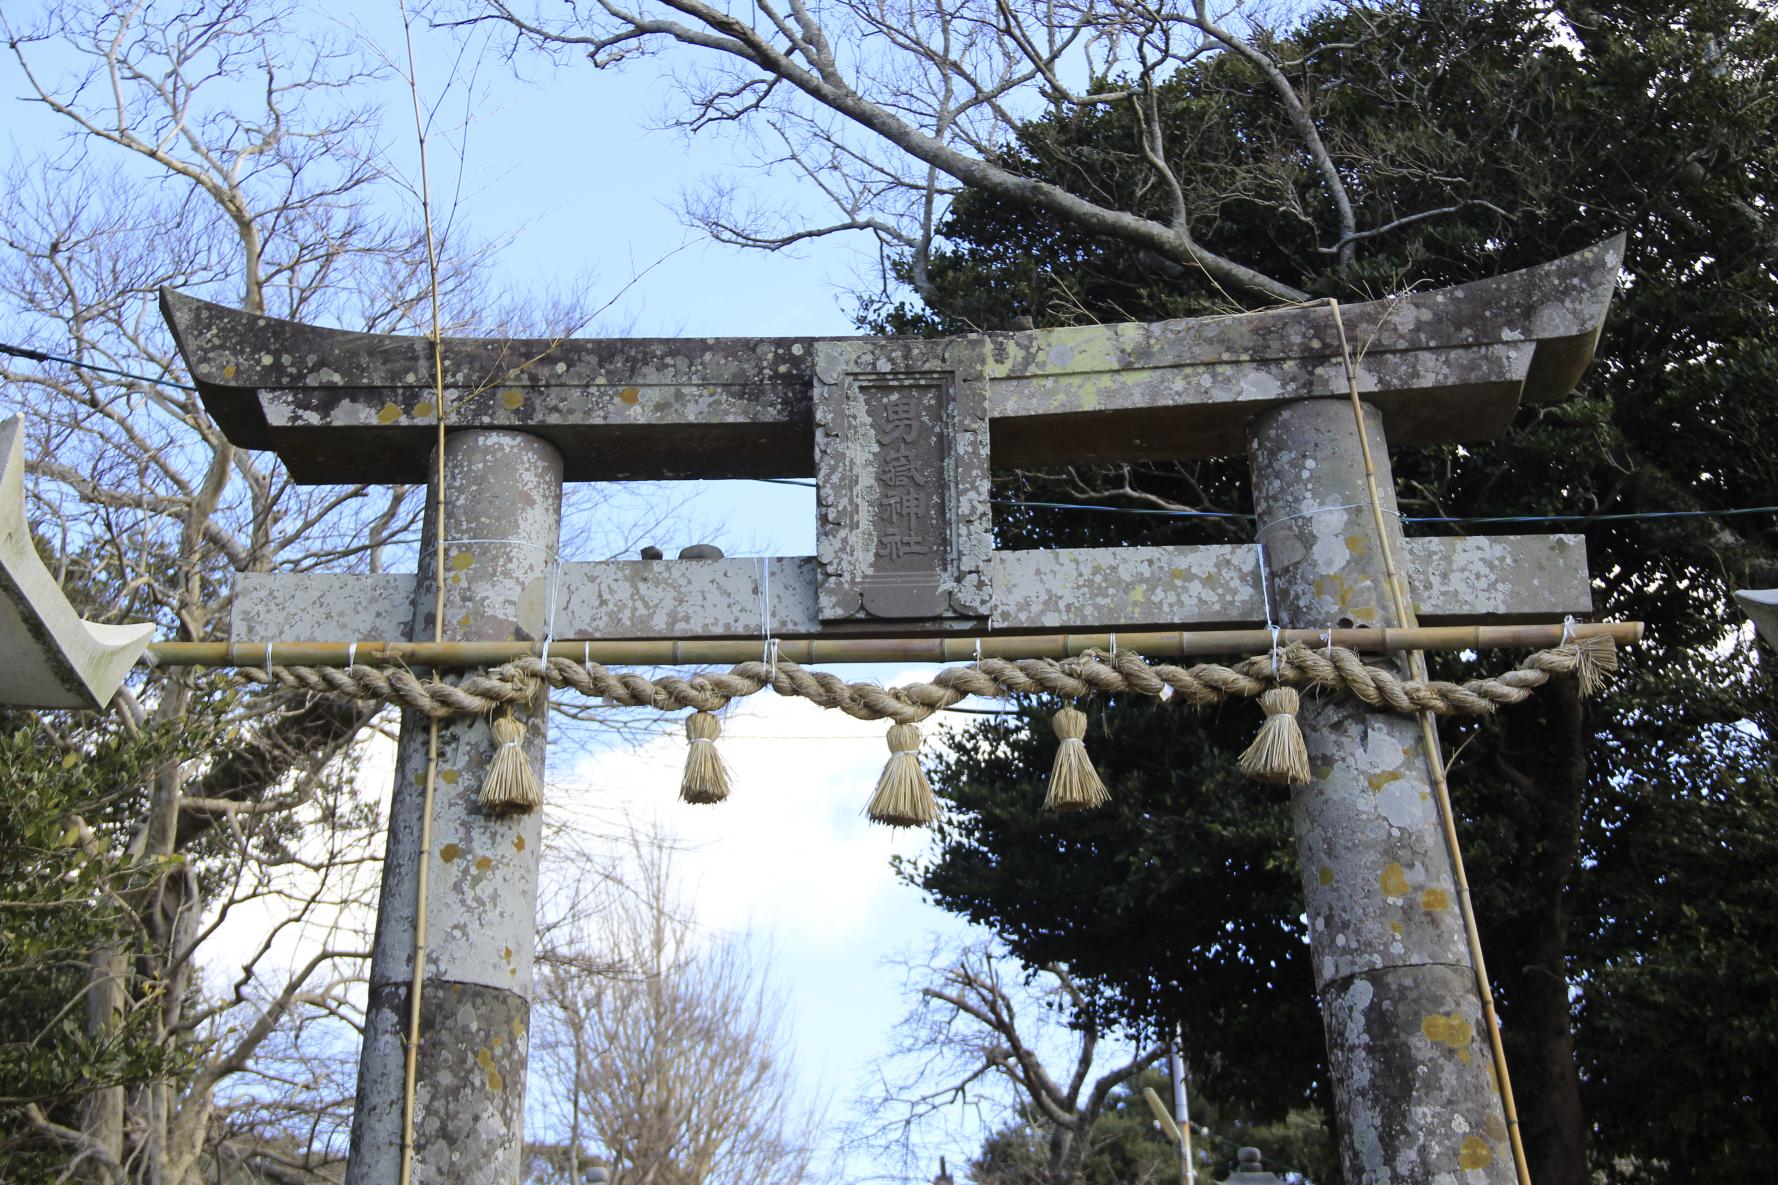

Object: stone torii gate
[156,236,1621,1185]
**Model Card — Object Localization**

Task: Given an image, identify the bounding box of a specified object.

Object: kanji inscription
[871,384,943,566]
[813,339,992,624]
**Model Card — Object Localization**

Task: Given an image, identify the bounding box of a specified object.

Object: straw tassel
[680,710,731,804]
[1570,633,1619,697]
[1239,687,1311,786]
[1044,706,1109,812]
[479,709,541,814]
[866,722,937,828]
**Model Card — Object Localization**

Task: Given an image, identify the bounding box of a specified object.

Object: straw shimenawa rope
[233,640,1607,723]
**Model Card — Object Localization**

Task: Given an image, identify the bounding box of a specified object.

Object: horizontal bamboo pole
[144,621,1643,670]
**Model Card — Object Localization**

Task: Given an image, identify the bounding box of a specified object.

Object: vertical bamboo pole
[345,431,563,1184]
[1248,399,1512,1184]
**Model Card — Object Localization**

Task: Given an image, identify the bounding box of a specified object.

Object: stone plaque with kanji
[813,338,992,624]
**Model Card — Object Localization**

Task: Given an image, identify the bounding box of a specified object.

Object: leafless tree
[860,943,1166,1185]
[527,826,819,1185]
[0,2,675,1181]
[462,0,1487,308]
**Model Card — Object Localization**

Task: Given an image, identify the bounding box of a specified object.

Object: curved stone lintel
[161,237,1622,484]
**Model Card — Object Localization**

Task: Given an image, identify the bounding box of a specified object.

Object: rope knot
[867,722,937,827]
[479,710,541,814]
[680,710,731,804]
[1239,686,1311,786]
[1044,706,1109,812]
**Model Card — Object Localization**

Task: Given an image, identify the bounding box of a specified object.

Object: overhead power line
[996,497,1778,528]
[1,341,198,393]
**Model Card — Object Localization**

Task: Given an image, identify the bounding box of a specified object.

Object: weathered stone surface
[1248,399,1512,1185]
[232,534,1590,643]
[347,430,561,1185]
[1320,967,1510,1185]
[349,981,530,1185]
[813,337,994,622]
[163,238,1620,484]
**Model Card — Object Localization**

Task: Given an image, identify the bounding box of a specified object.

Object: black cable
[1,341,198,393]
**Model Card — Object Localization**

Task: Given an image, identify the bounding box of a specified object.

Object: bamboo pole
[144,620,1642,670]
[1332,299,1532,1185]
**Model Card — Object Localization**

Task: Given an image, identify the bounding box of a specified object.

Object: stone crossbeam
[163,238,1621,484]
[231,535,1589,644]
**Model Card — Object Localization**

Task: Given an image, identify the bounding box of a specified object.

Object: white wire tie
[1109,632,1118,659]
[1561,614,1577,645]
[1269,624,1283,678]
[974,638,983,669]
[348,642,358,669]
[264,643,274,672]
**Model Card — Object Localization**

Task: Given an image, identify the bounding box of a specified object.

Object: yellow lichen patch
[1390,922,1404,936]
[376,401,403,424]
[439,769,459,785]
[1170,567,1186,581]
[1421,888,1451,912]
[415,400,436,418]
[1318,865,1335,886]
[1345,534,1368,557]
[512,1016,526,1039]
[475,1047,504,1091]
[616,386,640,405]
[513,835,526,852]
[500,388,524,410]
[1312,764,1334,781]
[222,363,238,380]
[1422,1013,1476,1064]
[457,613,472,631]
[1380,863,1409,897]
[475,856,492,872]
[503,946,513,962]
[1350,605,1379,622]
[1367,769,1403,792]
[1128,585,1148,604]
[439,843,462,863]
[1458,1135,1492,1171]
[450,551,474,570]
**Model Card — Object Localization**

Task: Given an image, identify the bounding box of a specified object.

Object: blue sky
[0,5,1046,1180]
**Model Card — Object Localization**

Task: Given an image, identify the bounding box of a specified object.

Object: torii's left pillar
[346,430,561,1183]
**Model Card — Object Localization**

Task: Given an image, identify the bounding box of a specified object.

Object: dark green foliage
[0,712,212,1172]
[912,702,1322,1114]
[966,1070,1339,1185]
[889,1,1778,1180]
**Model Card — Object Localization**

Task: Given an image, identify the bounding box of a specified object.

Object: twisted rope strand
[235,641,1596,721]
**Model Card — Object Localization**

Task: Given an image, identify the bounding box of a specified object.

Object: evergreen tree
[886,3,1778,1181]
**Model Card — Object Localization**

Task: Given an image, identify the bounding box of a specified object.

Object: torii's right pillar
[1249,398,1511,1184]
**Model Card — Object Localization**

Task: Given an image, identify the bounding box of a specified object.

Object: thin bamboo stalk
[1332,298,1534,1185]
[144,620,1643,670]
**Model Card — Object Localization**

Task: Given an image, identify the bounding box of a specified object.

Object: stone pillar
[348,430,562,1185]
[1247,400,1510,1184]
